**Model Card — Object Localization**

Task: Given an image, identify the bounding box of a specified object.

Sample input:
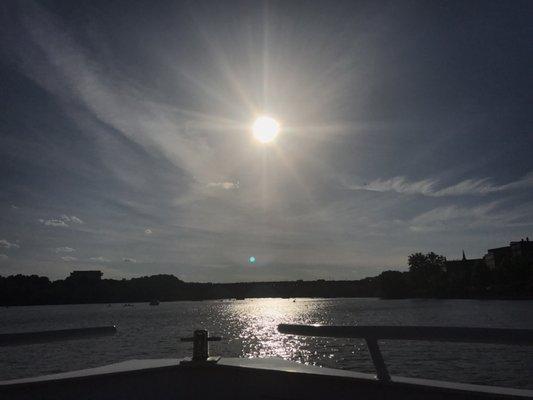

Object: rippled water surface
[1,298,532,388]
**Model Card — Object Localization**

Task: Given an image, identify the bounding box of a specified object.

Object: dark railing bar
[365,338,390,382]
[0,326,117,347]
[278,325,533,345]
[278,324,533,383]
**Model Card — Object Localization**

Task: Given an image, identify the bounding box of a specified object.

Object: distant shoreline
[1,273,531,308]
[3,296,532,308]
[3,245,533,307]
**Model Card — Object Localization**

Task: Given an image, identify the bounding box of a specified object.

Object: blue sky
[0,0,532,281]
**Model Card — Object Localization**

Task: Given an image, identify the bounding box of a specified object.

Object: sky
[0,0,532,282]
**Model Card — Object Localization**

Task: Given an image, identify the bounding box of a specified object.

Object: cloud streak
[17,3,231,190]
[39,219,68,227]
[0,240,19,250]
[55,246,76,253]
[39,215,84,228]
[206,181,239,190]
[345,172,533,197]
[409,201,533,232]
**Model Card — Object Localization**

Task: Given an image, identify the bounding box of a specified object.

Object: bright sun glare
[252,116,280,143]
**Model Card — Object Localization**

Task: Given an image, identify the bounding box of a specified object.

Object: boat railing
[277,324,533,382]
[0,326,117,347]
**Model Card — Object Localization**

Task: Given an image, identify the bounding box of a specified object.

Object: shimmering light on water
[1,298,532,389]
[222,298,328,362]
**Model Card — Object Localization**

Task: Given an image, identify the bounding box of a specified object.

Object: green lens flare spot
[249,256,256,264]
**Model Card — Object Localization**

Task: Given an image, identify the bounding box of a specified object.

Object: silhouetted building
[484,238,532,269]
[444,251,482,274]
[510,238,533,261]
[484,247,511,270]
[67,270,103,283]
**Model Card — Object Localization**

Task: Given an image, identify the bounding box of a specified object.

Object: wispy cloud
[61,256,77,261]
[39,215,84,228]
[39,218,68,227]
[345,172,533,197]
[0,239,20,250]
[15,2,249,202]
[206,181,239,190]
[55,246,76,253]
[409,201,533,232]
[66,215,84,224]
[123,257,137,263]
[346,176,435,196]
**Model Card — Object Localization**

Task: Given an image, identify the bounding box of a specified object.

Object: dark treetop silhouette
[2,242,532,305]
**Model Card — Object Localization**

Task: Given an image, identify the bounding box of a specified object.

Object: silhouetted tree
[470,261,492,294]
[408,252,446,297]
[495,255,531,295]
[378,270,411,298]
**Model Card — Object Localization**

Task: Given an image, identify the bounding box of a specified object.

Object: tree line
[1,252,531,306]
[378,252,533,298]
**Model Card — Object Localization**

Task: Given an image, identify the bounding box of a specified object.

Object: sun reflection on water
[216,298,348,366]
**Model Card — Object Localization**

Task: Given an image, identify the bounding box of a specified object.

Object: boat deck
[2,357,532,400]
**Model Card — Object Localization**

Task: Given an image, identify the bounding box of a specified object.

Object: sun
[252,116,280,143]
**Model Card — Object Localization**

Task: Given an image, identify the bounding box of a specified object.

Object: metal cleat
[180,330,222,364]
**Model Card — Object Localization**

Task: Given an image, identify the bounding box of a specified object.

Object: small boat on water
[1,325,532,399]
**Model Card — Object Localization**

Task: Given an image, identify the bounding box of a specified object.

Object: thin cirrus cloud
[39,219,68,227]
[39,215,84,228]
[206,181,239,190]
[60,256,77,261]
[55,246,76,253]
[345,172,533,197]
[15,3,255,200]
[0,239,20,250]
[409,201,533,233]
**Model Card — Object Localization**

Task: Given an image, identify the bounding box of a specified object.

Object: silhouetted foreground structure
[3,325,532,399]
[1,239,532,305]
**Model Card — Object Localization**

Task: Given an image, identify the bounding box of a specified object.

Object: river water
[1,298,532,388]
